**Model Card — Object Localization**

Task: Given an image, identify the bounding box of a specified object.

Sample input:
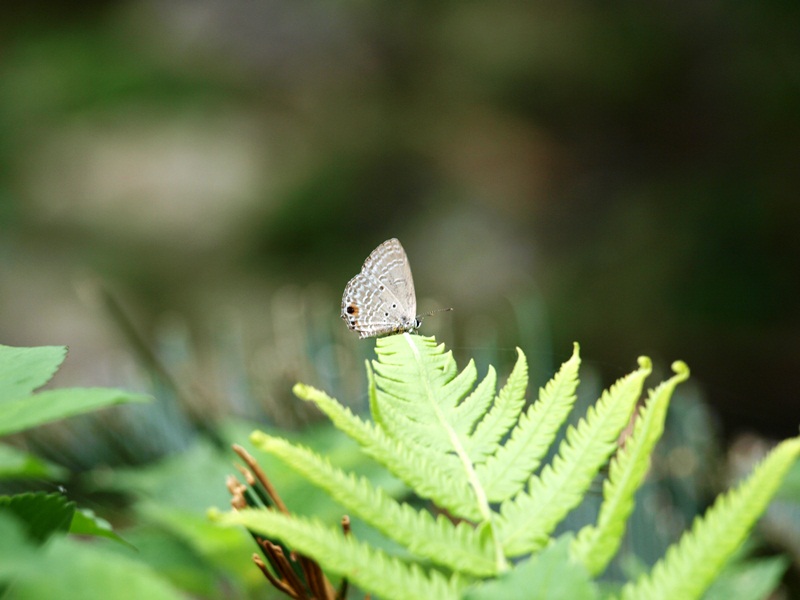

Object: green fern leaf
[371,336,477,451]
[450,366,498,435]
[571,360,690,575]
[464,348,529,464]
[620,437,800,600]
[249,431,498,576]
[497,357,652,556]
[210,508,467,600]
[477,344,582,502]
[368,334,510,568]
[293,382,483,521]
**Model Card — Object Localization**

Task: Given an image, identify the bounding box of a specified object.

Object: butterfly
[341,238,420,338]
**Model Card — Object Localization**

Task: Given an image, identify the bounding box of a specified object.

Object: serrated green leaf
[0,344,66,402]
[451,365,497,435]
[0,491,75,544]
[371,335,477,452]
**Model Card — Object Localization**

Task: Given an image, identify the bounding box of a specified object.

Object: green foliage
[704,554,789,600]
[0,491,74,544]
[0,443,67,480]
[215,333,799,599]
[0,344,151,437]
[70,508,133,548]
[1,520,185,600]
[0,343,181,597]
[619,437,800,600]
[463,537,598,600]
[571,363,689,575]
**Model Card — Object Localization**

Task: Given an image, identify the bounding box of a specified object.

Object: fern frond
[620,437,800,600]
[249,431,498,576]
[477,344,581,502]
[371,336,477,447]
[293,383,482,521]
[571,360,690,575]
[210,508,467,600]
[451,366,497,435]
[463,348,529,464]
[497,357,653,556]
[369,334,510,570]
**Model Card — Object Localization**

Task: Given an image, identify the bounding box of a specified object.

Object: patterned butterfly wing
[341,238,418,338]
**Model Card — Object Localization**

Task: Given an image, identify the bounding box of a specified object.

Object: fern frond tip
[250,430,270,445]
[671,360,690,379]
[637,356,653,370]
[293,382,311,398]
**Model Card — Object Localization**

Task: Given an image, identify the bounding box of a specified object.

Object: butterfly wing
[341,238,418,338]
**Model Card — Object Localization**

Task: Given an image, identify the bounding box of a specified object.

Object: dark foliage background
[2,1,799,439]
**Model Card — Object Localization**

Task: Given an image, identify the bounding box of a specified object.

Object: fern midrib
[403,333,509,572]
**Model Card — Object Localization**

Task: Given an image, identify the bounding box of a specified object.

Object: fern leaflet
[476,343,582,502]
[570,360,690,575]
[210,508,467,600]
[497,357,652,556]
[293,382,482,521]
[620,437,800,600]
[250,431,498,576]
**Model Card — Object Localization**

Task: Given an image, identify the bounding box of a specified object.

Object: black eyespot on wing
[346,305,358,316]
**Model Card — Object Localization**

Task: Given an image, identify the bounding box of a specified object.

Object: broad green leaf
[0,344,66,402]
[463,537,598,600]
[703,556,789,600]
[0,387,151,437]
[0,512,38,579]
[70,508,133,548]
[10,535,185,600]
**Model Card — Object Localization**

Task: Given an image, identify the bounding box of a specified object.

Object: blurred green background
[2,1,798,437]
[1,1,800,597]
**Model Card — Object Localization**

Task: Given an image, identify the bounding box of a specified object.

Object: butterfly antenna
[417,307,453,321]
